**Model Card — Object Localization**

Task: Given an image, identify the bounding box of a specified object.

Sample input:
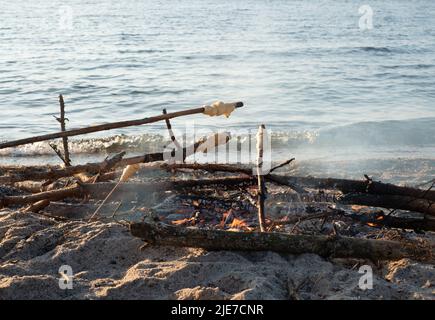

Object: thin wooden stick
[0,102,244,149]
[269,158,295,173]
[256,125,267,232]
[89,180,122,221]
[163,108,181,150]
[58,94,71,166]
[49,143,69,167]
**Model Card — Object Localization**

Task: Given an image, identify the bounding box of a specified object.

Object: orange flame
[230,218,248,229]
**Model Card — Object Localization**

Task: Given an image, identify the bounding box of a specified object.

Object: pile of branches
[0,96,433,263]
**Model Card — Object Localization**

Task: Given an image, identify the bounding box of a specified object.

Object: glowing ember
[172,217,195,225]
[351,205,367,212]
[192,200,200,207]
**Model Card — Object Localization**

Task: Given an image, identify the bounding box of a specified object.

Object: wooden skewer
[256,124,267,232]
[0,102,244,150]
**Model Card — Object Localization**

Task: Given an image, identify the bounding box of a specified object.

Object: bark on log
[24,199,51,213]
[130,222,433,262]
[0,102,243,150]
[280,176,435,202]
[340,193,435,217]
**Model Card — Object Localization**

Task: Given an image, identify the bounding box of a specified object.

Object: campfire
[0,96,433,264]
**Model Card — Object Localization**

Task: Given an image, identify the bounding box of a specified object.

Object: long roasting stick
[0,101,244,150]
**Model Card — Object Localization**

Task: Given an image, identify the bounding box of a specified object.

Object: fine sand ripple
[0,210,433,300]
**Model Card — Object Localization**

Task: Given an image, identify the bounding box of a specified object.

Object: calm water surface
[0,0,434,172]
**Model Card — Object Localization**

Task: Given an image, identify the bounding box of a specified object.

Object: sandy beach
[0,209,433,300]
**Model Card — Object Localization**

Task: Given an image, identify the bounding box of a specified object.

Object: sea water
[0,0,434,181]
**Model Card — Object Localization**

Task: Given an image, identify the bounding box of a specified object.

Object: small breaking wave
[1,118,434,159]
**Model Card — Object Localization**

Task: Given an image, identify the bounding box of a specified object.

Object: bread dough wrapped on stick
[202,101,238,118]
[119,163,140,182]
[195,132,231,153]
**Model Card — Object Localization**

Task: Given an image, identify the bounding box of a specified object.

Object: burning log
[346,210,435,232]
[130,222,433,262]
[0,101,243,150]
[340,193,435,217]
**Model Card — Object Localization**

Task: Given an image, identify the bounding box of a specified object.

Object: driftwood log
[7,163,433,202]
[0,136,229,184]
[347,211,435,232]
[157,164,435,202]
[130,222,433,262]
[0,102,243,150]
[283,176,435,202]
[0,176,254,208]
